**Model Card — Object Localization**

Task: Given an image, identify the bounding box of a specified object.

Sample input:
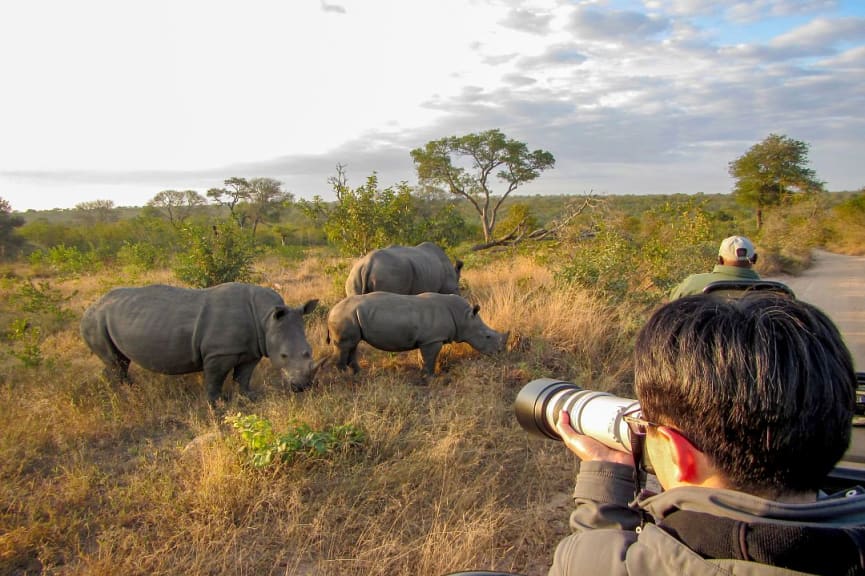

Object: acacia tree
[728,134,824,229]
[147,190,207,227]
[411,129,555,245]
[74,199,118,225]
[207,177,250,225]
[207,177,291,236]
[242,177,293,237]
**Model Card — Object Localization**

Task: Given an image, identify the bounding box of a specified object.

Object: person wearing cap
[668,235,760,300]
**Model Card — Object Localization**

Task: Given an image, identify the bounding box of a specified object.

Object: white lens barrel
[548,389,639,453]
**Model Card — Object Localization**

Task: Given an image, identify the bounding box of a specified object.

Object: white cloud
[1,0,864,211]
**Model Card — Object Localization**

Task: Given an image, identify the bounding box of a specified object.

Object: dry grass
[0,254,639,575]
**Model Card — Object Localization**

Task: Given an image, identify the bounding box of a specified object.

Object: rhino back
[346,243,457,295]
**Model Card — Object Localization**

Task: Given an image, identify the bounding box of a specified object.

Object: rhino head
[264,299,319,392]
[461,303,508,355]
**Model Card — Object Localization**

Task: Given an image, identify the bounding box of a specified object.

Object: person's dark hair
[635,293,855,496]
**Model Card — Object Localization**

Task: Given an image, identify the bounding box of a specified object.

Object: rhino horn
[312,355,330,375]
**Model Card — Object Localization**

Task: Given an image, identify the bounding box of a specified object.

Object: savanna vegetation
[1,132,863,575]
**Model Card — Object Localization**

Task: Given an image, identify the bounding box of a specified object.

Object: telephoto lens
[514,378,639,453]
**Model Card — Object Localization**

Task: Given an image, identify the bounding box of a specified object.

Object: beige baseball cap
[719,236,756,262]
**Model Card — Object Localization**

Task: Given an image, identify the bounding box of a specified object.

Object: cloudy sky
[1,0,863,212]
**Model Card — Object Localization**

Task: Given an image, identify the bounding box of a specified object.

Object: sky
[1,0,863,212]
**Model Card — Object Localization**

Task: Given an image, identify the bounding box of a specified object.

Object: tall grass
[0,254,638,575]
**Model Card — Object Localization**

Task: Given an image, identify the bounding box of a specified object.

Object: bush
[825,190,865,255]
[756,195,826,274]
[28,244,99,276]
[555,224,637,303]
[174,219,257,287]
[116,241,165,271]
[554,200,718,305]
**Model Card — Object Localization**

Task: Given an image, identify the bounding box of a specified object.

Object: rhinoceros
[80,283,319,403]
[345,242,463,296]
[327,292,508,375]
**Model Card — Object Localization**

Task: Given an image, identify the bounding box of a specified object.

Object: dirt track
[768,249,865,370]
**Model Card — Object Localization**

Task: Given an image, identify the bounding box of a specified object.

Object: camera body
[514,378,639,453]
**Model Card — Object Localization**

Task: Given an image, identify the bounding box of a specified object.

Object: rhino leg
[102,356,131,384]
[89,336,132,384]
[336,345,361,374]
[419,342,443,375]
[348,347,361,374]
[233,360,259,397]
[203,358,234,404]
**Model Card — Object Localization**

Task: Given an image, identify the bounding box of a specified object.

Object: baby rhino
[327,292,508,375]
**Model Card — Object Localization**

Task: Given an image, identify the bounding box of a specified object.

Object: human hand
[555,410,634,467]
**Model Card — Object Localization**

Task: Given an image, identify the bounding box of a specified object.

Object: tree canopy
[411,129,555,245]
[74,199,118,225]
[206,177,292,236]
[146,190,207,226]
[728,134,824,229]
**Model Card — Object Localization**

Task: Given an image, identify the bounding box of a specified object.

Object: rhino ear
[455,260,464,274]
[471,303,480,316]
[301,299,319,315]
[273,306,288,320]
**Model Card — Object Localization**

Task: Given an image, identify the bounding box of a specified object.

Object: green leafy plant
[11,279,75,321]
[225,413,365,468]
[174,219,257,287]
[6,318,43,367]
[116,241,164,271]
[29,244,99,276]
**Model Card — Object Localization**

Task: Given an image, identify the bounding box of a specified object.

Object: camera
[514,378,639,453]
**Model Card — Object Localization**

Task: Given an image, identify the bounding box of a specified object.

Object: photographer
[550,294,865,575]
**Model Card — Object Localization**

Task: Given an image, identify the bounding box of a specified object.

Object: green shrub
[29,244,99,276]
[174,219,257,287]
[11,279,75,320]
[116,241,164,271]
[555,224,638,303]
[554,200,717,305]
[226,413,365,468]
[825,190,865,255]
[756,195,826,274]
[6,318,43,367]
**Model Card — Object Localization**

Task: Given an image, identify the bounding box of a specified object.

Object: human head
[718,235,757,266]
[634,293,855,497]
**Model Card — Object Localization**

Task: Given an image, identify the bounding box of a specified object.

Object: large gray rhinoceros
[327,292,508,375]
[345,242,463,296]
[80,283,319,403]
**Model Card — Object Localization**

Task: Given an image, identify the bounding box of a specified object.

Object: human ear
[657,427,703,484]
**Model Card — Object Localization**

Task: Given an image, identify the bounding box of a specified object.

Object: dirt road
[769,249,865,370]
[769,250,865,465]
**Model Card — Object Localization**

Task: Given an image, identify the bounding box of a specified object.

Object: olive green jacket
[669,265,761,300]
[548,461,865,576]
